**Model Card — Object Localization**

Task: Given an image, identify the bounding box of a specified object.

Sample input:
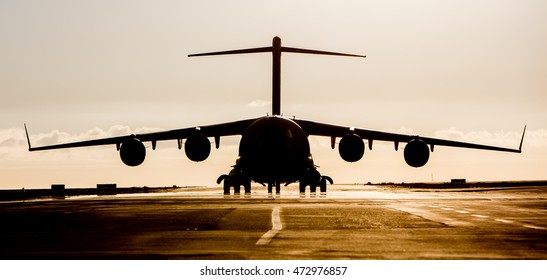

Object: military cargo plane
[25,37,525,194]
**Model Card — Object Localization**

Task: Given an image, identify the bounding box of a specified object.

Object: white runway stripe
[522,224,547,231]
[256,206,282,245]
[495,219,514,224]
[471,214,489,219]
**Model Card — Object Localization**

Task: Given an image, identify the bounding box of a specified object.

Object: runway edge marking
[256,206,282,246]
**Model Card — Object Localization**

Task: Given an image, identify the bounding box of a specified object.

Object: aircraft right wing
[296,118,525,167]
[297,119,524,153]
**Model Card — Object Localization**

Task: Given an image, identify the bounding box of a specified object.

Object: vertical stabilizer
[188,37,366,116]
[272,37,282,115]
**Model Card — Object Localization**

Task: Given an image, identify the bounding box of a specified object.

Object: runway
[1,184,545,259]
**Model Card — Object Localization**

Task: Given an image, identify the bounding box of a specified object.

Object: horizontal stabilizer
[188,46,366,59]
[188,47,272,57]
[281,47,366,58]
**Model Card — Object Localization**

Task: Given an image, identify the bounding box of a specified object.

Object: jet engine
[404,139,430,167]
[185,133,211,162]
[119,138,146,167]
[338,134,365,162]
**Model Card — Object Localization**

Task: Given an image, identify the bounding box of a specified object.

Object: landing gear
[320,176,332,193]
[243,181,251,194]
[299,168,332,196]
[299,181,306,193]
[218,166,332,197]
[222,177,231,194]
[217,168,251,196]
[267,182,281,195]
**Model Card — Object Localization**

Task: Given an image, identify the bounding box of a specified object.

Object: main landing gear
[217,167,333,196]
[299,176,333,194]
[217,168,251,195]
[298,168,333,195]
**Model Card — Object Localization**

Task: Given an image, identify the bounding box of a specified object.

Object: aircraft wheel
[223,180,231,195]
[244,182,251,194]
[320,179,327,193]
[299,181,306,193]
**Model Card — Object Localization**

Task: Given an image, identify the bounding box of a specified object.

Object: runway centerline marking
[471,214,489,219]
[495,219,514,224]
[522,224,547,231]
[256,206,282,246]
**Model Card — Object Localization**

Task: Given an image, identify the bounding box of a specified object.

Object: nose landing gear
[267,182,281,197]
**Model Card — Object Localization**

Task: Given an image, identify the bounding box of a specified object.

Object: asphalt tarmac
[0,184,545,259]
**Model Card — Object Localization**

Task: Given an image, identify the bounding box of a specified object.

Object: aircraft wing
[25,118,258,151]
[296,119,525,153]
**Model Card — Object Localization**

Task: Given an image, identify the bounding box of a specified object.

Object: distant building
[51,184,65,191]
[97,184,117,190]
[97,184,117,196]
[451,179,466,185]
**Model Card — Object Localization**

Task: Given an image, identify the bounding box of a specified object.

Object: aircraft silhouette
[25,37,526,194]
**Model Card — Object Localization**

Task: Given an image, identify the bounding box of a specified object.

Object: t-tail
[188,36,366,116]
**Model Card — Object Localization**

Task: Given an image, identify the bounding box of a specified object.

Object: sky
[1,0,546,189]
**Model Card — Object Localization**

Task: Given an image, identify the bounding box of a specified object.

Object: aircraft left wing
[296,118,525,155]
[25,118,258,152]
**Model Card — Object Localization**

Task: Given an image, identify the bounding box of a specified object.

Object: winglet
[518,125,526,153]
[24,123,32,151]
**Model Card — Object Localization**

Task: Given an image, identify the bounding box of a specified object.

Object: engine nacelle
[338,134,365,162]
[185,133,211,162]
[404,139,430,168]
[119,138,146,167]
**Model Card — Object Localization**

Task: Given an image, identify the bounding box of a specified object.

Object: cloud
[434,127,546,148]
[395,127,418,135]
[0,128,26,147]
[521,128,547,148]
[247,99,271,108]
[35,130,69,146]
[0,125,163,148]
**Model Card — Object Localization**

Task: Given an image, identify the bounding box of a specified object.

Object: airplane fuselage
[238,116,312,184]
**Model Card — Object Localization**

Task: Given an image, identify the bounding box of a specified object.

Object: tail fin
[188,37,366,115]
